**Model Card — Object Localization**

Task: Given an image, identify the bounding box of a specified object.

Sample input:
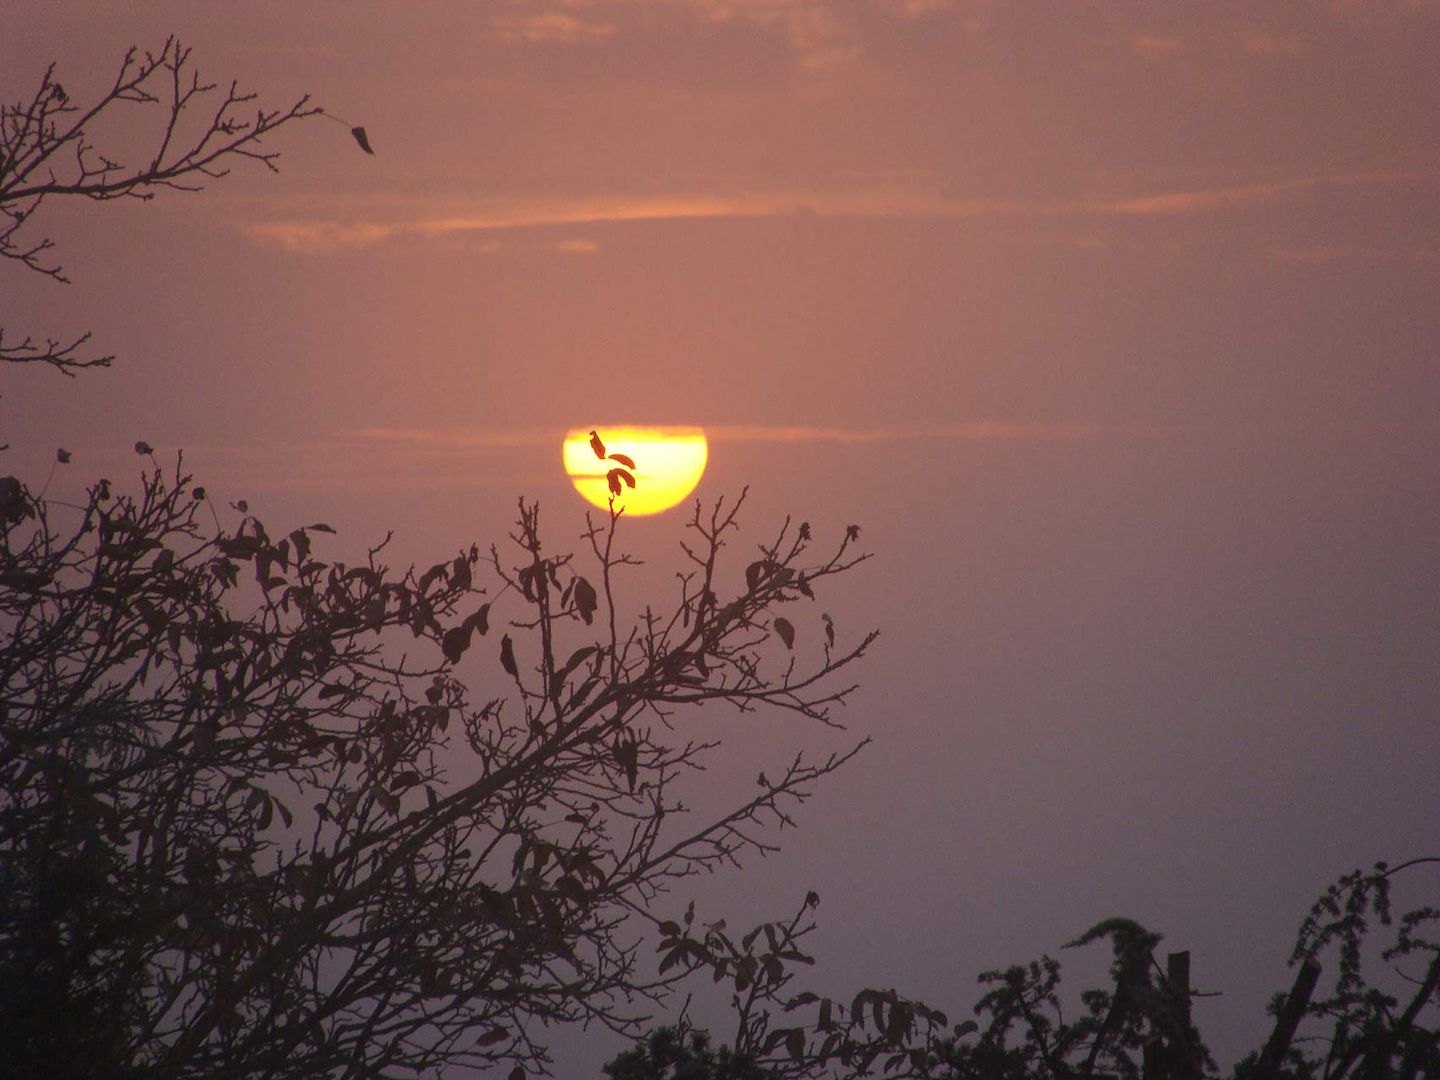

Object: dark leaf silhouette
[56,448,70,463]
[350,126,374,154]
[134,441,154,455]
[608,452,636,469]
[822,612,835,648]
[463,603,490,637]
[573,578,599,625]
[746,559,769,593]
[773,617,795,649]
[442,625,473,665]
[615,738,639,793]
[590,429,606,459]
[452,554,472,591]
[606,468,635,497]
[499,634,517,677]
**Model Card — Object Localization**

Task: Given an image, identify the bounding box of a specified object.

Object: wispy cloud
[1128,33,1183,59]
[555,237,600,253]
[338,421,1135,450]
[1236,29,1304,56]
[239,171,1433,254]
[1098,170,1429,216]
[492,12,617,44]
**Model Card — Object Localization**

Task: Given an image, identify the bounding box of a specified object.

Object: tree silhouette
[0,37,319,375]
[1,41,878,1074]
[0,452,873,1076]
[604,861,1438,1078]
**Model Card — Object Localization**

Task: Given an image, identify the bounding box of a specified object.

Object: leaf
[589,430,606,459]
[499,634,517,677]
[560,645,597,679]
[308,522,336,533]
[786,1029,805,1062]
[56,448,71,463]
[441,625,472,665]
[463,603,491,637]
[350,126,375,154]
[822,613,835,648]
[607,452,636,469]
[134,440,154,454]
[614,738,638,793]
[606,468,634,496]
[846,524,861,542]
[573,577,598,625]
[452,555,472,591]
[475,1026,507,1047]
[745,559,767,593]
[773,617,795,649]
[508,1067,525,1080]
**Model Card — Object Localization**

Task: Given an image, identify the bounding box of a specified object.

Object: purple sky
[5,1,1440,1069]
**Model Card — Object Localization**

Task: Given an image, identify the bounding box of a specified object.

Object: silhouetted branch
[1,38,319,374]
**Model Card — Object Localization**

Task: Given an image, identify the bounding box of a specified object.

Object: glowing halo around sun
[562,426,708,517]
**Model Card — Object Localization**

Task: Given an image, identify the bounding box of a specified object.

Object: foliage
[0,37,318,375]
[623,861,1438,1079]
[0,453,874,1076]
[604,1025,778,1080]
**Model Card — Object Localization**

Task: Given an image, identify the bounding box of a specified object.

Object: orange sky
[5,2,1440,1069]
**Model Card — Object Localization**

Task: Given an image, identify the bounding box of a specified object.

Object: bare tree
[0,451,875,1077]
[0,38,318,374]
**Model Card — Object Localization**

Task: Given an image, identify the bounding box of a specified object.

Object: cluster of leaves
[604,1025,778,1080]
[589,430,639,499]
[1233,859,1440,1079]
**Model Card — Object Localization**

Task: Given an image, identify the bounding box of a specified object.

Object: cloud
[1101,177,1319,216]
[238,171,1433,254]
[1099,171,1428,216]
[337,422,1132,451]
[1236,29,1304,56]
[1128,33,1183,58]
[336,427,557,449]
[883,0,958,16]
[492,13,617,44]
[705,422,1129,443]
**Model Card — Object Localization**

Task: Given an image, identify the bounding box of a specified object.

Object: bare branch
[1,38,320,375]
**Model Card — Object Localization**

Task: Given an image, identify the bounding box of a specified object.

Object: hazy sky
[5,1,1439,1070]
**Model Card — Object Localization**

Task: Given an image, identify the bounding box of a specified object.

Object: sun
[562,426,708,516]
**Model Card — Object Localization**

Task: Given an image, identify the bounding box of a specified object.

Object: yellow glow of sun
[562,426,708,517]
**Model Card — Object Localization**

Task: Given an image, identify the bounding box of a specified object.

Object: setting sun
[562,426,708,516]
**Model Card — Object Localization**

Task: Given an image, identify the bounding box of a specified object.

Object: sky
[4,0,1440,1070]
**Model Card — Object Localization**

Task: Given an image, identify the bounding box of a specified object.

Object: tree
[1,37,318,375]
[1,39,879,1076]
[0,453,874,1076]
[607,860,1438,1079]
